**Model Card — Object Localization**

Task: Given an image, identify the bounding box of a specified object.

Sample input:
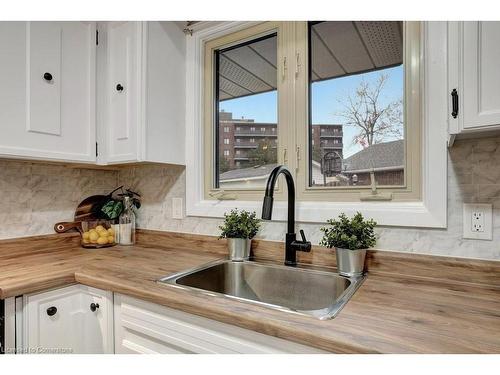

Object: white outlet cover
[463,203,493,240]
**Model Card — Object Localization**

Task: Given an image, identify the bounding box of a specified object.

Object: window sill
[187,199,446,228]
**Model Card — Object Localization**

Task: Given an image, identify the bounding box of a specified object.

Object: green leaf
[101,200,124,220]
[319,212,377,250]
[219,209,261,239]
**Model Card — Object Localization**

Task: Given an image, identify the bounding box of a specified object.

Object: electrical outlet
[172,198,184,219]
[471,211,485,232]
[463,203,492,240]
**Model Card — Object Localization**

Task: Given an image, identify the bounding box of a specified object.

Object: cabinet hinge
[96,30,99,46]
[96,142,98,157]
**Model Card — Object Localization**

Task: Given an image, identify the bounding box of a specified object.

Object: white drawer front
[114,294,324,354]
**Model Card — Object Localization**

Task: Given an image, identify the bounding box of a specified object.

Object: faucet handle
[294,230,312,253]
[299,229,307,242]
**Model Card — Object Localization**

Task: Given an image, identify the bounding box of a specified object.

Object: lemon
[108,236,114,244]
[97,236,108,245]
[82,238,90,244]
[82,231,90,240]
[107,227,115,236]
[95,225,105,232]
[89,231,99,242]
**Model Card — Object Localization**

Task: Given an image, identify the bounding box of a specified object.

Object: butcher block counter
[1,230,499,353]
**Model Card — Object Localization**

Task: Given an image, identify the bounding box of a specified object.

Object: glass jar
[119,196,136,245]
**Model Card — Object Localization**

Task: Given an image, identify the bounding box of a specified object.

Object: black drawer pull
[46,306,57,316]
[116,84,124,92]
[90,302,100,312]
[451,89,459,119]
[43,72,53,81]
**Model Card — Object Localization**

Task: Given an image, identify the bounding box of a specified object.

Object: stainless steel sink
[158,259,365,320]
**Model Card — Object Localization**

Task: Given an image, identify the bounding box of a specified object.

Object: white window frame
[185,21,447,228]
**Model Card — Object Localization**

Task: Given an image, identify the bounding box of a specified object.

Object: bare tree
[248,139,277,167]
[336,74,403,147]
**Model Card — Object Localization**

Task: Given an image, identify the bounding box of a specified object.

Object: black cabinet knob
[46,306,57,316]
[90,302,100,312]
[43,72,53,81]
[116,84,124,92]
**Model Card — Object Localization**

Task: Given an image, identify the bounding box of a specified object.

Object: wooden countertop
[1,230,499,353]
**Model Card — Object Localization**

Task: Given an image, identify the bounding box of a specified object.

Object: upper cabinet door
[105,22,142,163]
[98,21,185,166]
[449,21,500,134]
[462,21,500,129]
[0,22,96,162]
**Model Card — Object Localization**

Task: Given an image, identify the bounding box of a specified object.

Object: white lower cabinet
[18,287,323,354]
[22,285,113,354]
[113,294,324,354]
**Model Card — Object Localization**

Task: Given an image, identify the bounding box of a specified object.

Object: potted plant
[320,212,377,277]
[219,209,261,261]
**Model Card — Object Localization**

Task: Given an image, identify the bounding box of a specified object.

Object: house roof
[343,140,404,172]
[219,164,278,181]
[219,21,402,101]
[219,140,404,182]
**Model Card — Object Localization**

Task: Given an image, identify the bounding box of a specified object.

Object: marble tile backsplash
[0,161,118,239]
[1,135,500,260]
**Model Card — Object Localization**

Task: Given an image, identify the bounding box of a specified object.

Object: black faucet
[261,165,311,266]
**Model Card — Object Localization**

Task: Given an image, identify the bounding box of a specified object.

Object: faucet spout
[262,165,295,234]
[262,165,311,266]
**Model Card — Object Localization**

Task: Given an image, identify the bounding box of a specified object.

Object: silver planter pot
[335,247,367,277]
[227,238,251,261]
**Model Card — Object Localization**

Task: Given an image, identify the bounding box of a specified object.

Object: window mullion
[293,22,309,195]
[280,21,300,179]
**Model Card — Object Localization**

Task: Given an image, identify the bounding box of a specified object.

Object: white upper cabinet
[449,21,500,137]
[0,22,96,162]
[102,22,141,163]
[98,21,186,165]
[0,21,185,165]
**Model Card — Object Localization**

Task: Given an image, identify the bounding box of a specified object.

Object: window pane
[214,33,278,189]
[308,21,404,187]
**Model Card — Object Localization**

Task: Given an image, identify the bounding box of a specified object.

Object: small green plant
[100,187,141,221]
[219,209,261,240]
[320,212,377,250]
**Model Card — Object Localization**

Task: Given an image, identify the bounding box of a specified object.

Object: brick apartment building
[218,111,343,169]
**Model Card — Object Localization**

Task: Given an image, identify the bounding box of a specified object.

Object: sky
[220,65,403,158]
